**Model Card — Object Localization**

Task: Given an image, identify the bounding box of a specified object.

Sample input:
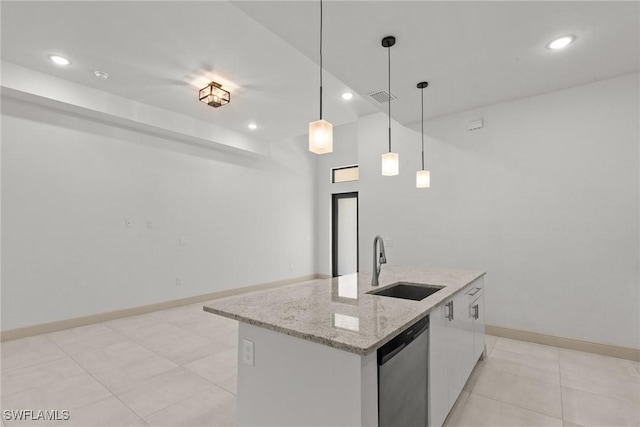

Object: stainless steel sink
[367,282,444,301]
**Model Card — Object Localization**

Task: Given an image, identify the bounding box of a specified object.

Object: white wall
[355,74,639,349]
[3,68,638,350]
[1,98,316,330]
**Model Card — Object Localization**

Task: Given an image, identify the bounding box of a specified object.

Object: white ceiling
[0,1,373,142]
[234,1,640,126]
[2,1,638,141]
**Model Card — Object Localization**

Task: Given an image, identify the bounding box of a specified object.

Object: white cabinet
[429,277,485,427]
[429,298,450,427]
[470,283,485,362]
[447,289,474,411]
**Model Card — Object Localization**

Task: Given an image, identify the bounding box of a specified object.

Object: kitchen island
[204,266,486,427]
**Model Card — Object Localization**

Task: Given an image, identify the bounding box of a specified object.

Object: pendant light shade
[416,170,430,188]
[309,119,333,154]
[309,0,333,154]
[381,36,398,176]
[416,81,430,188]
[382,152,399,176]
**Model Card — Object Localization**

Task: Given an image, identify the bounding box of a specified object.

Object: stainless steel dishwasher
[378,315,429,427]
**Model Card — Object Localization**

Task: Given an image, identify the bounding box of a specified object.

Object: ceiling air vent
[368,90,397,104]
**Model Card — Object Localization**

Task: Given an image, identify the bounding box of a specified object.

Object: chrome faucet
[372,235,387,287]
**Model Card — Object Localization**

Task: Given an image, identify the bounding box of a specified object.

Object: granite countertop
[203,266,485,355]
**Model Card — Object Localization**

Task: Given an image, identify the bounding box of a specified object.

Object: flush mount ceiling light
[199,81,230,108]
[381,36,399,176]
[546,35,576,50]
[48,54,71,66]
[341,92,354,101]
[416,81,431,189]
[308,0,333,154]
[248,123,258,130]
[94,70,109,80]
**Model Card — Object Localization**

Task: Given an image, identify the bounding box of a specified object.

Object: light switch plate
[242,339,255,366]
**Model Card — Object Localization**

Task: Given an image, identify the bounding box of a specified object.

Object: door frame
[331,192,359,278]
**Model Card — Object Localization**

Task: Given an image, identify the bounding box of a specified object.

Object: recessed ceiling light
[94,70,109,80]
[248,123,258,130]
[48,54,71,66]
[341,92,354,101]
[546,35,576,50]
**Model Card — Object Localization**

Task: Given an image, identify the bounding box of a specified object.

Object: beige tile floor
[444,335,640,427]
[1,302,639,426]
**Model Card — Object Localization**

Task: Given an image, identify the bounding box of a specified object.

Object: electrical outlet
[289,264,294,270]
[242,339,254,366]
[147,220,153,229]
[386,238,393,247]
[179,238,187,247]
[176,277,182,286]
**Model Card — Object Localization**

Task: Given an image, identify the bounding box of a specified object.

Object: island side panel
[360,349,378,426]
[237,322,377,427]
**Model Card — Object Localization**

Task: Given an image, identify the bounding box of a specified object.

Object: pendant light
[309,0,333,154]
[416,81,431,188]
[381,36,398,176]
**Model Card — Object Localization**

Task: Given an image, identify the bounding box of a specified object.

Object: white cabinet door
[472,292,485,361]
[461,296,476,386]
[448,291,474,406]
[429,303,450,427]
[446,302,463,414]
[466,277,485,363]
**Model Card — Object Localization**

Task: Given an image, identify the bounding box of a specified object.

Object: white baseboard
[0,274,323,342]
[486,324,640,362]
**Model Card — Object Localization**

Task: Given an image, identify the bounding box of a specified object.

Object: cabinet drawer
[465,278,483,301]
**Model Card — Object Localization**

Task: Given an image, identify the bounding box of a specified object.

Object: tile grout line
[471,377,563,420]
[487,344,640,409]
[51,335,148,423]
[559,382,640,408]
[493,339,640,380]
[1,370,88,399]
[557,366,640,405]
[478,362,561,389]
[115,327,225,370]
[467,391,563,423]
[47,325,117,347]
[493,337,562,356]
[104,365,218,420]
[487,347,562,371]
[0,342,68,374]
[183,364,237,397]
[557,348,640,379]
[2,331,99,398]
[6,308,235,426]
[97,312,238,396]
[472,343,564,421]
[109,318,223,357]
[139,381,233,423]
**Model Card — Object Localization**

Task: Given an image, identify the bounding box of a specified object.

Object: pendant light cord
[387,44,391,153]
[319,0,323,120]
[421,86,425,170]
